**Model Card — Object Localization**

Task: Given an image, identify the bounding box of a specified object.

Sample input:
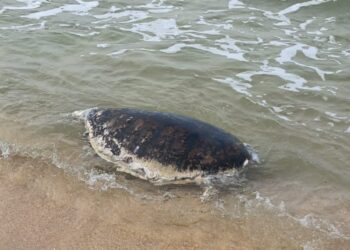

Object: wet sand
[0,156,348,250]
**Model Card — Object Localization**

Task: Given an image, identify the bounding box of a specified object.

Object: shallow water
[1,0,350,249]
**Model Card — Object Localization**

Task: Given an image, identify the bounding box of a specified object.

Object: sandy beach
[0,155,348,250]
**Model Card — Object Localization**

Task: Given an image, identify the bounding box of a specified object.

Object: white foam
[23,0,98,19]
[342,49,350,57]
[108,48,154,57]
[258,9,291,26]
[209,21,232,31]
[300,18,315,30]
[125,18,181,42]
[274,113,291,121]
[303,240,319,250]
[282,28,298,36]
[93,10,148,24]
[276,43,320,64]
[328,35,336,44]
[325,112,348,122]
[325,17,336,23]
[296,213,349,239]
[237,60,322,92]
[269,106,291,121]
[213,77,252,96]
[275,43,333,80]
[85,169,129,191]
[108,49,129,56]
[160,43,186,53]
[228,0,245,9]
[272,106,283,113]
[0,141,10,159]
[187,29,221,36]
[161,43,247,61]
[216,36,246,54]
[249,0,332,26]
[97,43,110,48]
[0,21,46,31]
[307,30,323,35]
[238,192,350,240]
[69,31,99,37]
[186,43,245,61]
[137,0,174,13]
[278,0,332,16]
[268,41,289,46]
[197,16,233,30]
[0,0,46,14]
[298,62,332,81]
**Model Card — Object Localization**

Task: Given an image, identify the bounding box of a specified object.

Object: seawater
[1,0,350,249]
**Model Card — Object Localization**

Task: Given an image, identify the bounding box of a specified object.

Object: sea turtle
[75,108,251,185]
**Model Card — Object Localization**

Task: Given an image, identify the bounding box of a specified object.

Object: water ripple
[23,0,99,19]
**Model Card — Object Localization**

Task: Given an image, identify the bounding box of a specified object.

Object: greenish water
[1,0,350,248]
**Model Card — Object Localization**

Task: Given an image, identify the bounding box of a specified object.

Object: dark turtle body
[85,108,251,181]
